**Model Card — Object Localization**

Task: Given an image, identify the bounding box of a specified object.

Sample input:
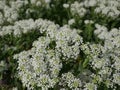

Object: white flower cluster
[68,19,75,25]
[56,25,83,60]
[70,0,120,18]
[0,19,35,36]
[14,38,62,89]
[0,18,59,37]
[95,24,120,49]
[84,20,94,24]
[35,19,59,39]
[94,0,120,18]
[95,25,120,87]
[12,87,18,90]
[28,0,52,17]
[0,0,28,24]
[14,19,83,89]
[0,0,52,26]
[84,83,97,90]
[70,1,87,17]
[63,3,69,8]
[94,24,109,40]
[59,72,82,90]
[30,0,41,7]
[81,25,120,89]
[1,1,119,89]
[11,19,119,89]
[28,0,51,10]
[59,72,98,90]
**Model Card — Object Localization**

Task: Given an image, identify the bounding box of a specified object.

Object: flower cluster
[81,25,120,89]
[14,37,62,89]
[56,25,83,60]
[0,0,120,90]
[70,1,87,17]
[14,20,83,89]
[30,0,51,6]
[0,0,28,24]
[59,72,82,90]
[59,71,98,90]
[0,0,52,26]
[0,18,59,37]
[26,0,51,16]
[84,20,94,25]
[70,0,120,18]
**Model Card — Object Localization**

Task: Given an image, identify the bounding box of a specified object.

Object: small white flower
[12,87,18,90]
[68,19,75,25]
[45,0,51,3]
[84,83,97,90]
[63,3,69,8]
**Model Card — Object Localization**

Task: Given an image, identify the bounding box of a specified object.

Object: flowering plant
[0,0,120,90]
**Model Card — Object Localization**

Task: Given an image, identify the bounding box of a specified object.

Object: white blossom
[56,26,83,60]
[70,0,120,18]
[68,19,75,25]
[63,3,69,8]
[60,72,82,89]
[84,83,97,90]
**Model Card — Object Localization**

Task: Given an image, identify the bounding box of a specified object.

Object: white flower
[31,0,37,4]
[12,87,18,90]
[60,72,82,89]
[84,20,94,24]
[63,3,69,8]
[70,1,87,17]
[71,0,120,18]
[45,0,51,3]
[113,73,120,85]
[56,26,83,60]
[68,19,75,25]
[36,1,41,6]
[84,0,97,7]
[84,83,97,90]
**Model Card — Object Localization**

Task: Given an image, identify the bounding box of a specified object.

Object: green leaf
[83,58,89,68]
